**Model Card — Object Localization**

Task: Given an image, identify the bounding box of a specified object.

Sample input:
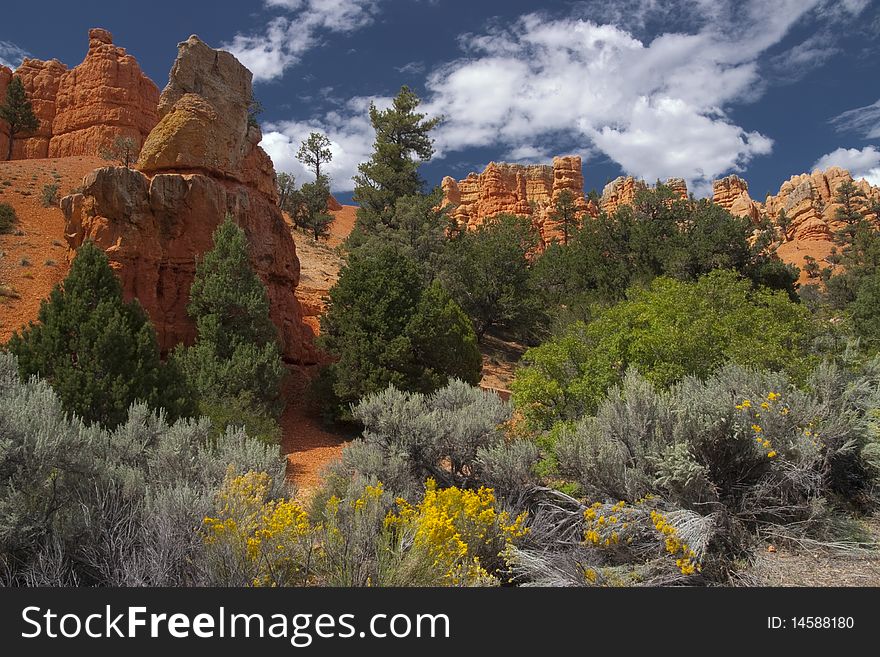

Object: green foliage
[0,77,39,160]
[551,189,579,245]
[441,214,541,340]
[0,202,16,233]
[531,186,798,320]
[851,270,880,353]
[6,241,193,429]
[0,353,285,585]
[276,171,296,213]
[40,183,58,207]
[351,86,441,236]
[174,216,284,443]
[512,270,816,428]
[317,246,481,418]
[297,176,334,241]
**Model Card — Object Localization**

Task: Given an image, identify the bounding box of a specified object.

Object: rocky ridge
[440,156,596,245]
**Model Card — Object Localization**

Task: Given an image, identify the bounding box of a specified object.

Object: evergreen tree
[318,244,480,419]
[0,77,39,161]
[832,180,868,248]
[441,214,541,341]
[6,241,193,428]
[296,132,333,182]
[174,216,284,443]
[351,86,441,235]
[552,189,578,245]
[298,176,334,241]
[277,172,296,213]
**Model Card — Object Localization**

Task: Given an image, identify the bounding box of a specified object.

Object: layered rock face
[62,36,316,364]
[717,167,880,241]
[0,29,159,160]
[599,176,689,214]
[440,156,595,244]
[712,175,760,222]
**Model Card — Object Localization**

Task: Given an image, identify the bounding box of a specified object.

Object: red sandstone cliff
[0,28,159,161]
[61,35,316,364]
[440,155,596,245]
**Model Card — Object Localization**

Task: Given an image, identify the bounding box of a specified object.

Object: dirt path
[280,365,352,498]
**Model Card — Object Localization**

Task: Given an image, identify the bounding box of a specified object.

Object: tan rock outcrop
[599,176,688,214]
[440,155,595,245]
[49,28,159,157]
[0,29,159,161]
[62,35,315,364]
[8,58,68,159]
[137,35,251,179]
[712,175,760,222]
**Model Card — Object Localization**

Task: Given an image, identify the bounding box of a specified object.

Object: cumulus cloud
[224,0,381,82]
[813,146,880,186]
[256,0,869,197]
[831,98,880,140]
[0,40,29,69]
[419,3,829,195]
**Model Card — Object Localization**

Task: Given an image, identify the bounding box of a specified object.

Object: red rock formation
[712,175,760,222]
[49,28,159,157]
[599,176,688,214]
[7,58,68,159]
[716,167,880,242]
[440,155,595,245]
[62,35,316,364]
[0,29,159,161]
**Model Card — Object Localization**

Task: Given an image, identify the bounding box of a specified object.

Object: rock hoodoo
[62,35,316,364]
[717,167,880,241]
[440,156,596,245]
[599,176,689,215]
[0,28,159,160]
[712,175,760,222]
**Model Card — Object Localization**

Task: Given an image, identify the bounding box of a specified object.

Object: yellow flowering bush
[386,479,528,585]
[203,468,314,587]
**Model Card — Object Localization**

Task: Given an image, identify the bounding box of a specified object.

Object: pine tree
[0,77,39,161]
[174,215,284,443]
[833,179,868,248]
[317,244,480,419]
[296,132,333,182]
[351,86,441,235]
[6,241,193,428]
[552,189,579,245]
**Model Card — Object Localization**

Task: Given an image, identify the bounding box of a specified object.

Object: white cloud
[831,98,880,140]
[419,2,827,195]
[813,146,880,186]
[224,0,381,82]
[0,40,29,69]
[256,0,868,197]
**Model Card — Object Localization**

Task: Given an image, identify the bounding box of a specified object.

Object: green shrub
[40,183,58,208]
[317,380,538,502]
[0,353,286,585]
[512,270,816,429]
[0,203,15,233]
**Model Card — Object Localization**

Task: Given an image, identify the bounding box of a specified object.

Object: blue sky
[2,0,879,204]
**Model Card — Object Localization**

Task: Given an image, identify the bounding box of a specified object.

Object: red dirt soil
[0,156,105,342]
